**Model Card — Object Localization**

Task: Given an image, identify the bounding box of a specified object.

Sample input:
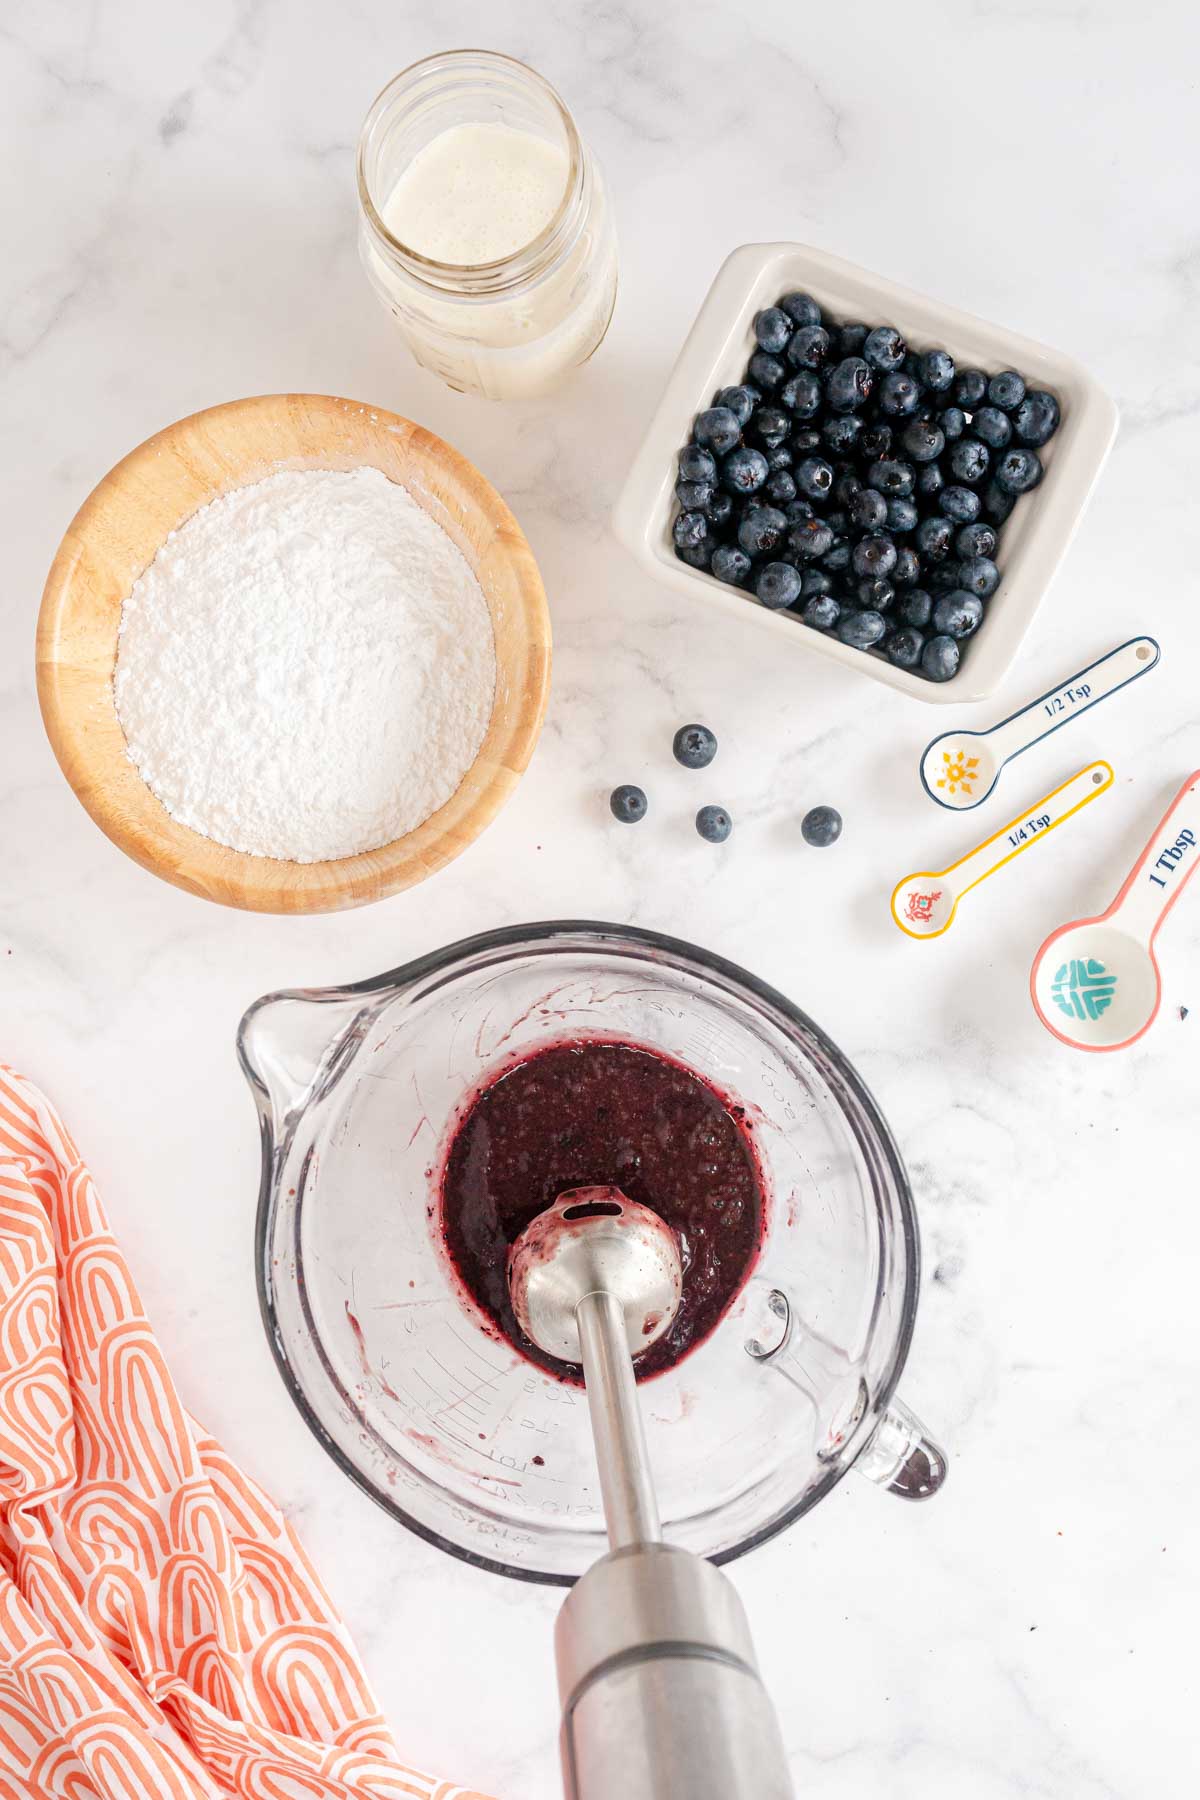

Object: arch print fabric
[0,1069,492,1800]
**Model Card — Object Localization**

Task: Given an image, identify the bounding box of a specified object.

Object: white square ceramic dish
[613,242,1118,704]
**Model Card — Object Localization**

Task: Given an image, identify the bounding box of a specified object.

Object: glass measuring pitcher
[240,922,944,1584]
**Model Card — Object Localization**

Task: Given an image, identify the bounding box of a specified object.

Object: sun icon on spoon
[936,750,980,797]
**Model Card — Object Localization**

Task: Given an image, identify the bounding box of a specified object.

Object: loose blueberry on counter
[893,545,921,585]
[748,406,790,449]
[850,487,888,530]
[886,625,925,668]
[714,384,759,426]
[955,521,997,560]
[679,444,717,484]
[747,351,786,391]
[836,608,887,649]
[788,517,834,559]
[864,325,906,372]
[781,291,822,326]
[676,479,714,511]
[610,785,648,823]
[916,514,955,561]
[859,422,893,461]
[982,480,1016,524]
[900,588,933,628]
[694,406,742,454]
[994,446,1043,493]
[696,805,732,844]
[801,593,840,630]
[781,371,822,417]
[754,307,793,354]
[918,348,955,392]
[987,370,1026,412]
[958,555,1000,598]
[737,505,788,556]
[674,510,709,549]
[952,368,988,409]
[886,496,919,534]
[857,577,895,610]
[852,534,897,578]
[801,805,842,847]
[937,404,966,442]
[921,635,960,682]
[721,446,769,493]
[708,492,733,528]
[711,543,752,585]
[765,470,797,505]
[972,406,1012,450]
[879,371,920,416]
[948,438,990,484]
[901,418,945,463]
[786,324,832,370]
[1013,389,1060,446]
[932,590,984,638]
[756,562,804,610]
[823,414,863,454]
[673,723,718,770]
[795,456,835,500]
[828,356,873,410]
[938,484,981,523]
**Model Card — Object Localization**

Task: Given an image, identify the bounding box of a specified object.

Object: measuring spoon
[892,760,1114,939]
[1031,769,1200,1051]
[920,637,1159,811]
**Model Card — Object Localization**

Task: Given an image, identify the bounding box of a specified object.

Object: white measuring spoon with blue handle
[920,636,1159,811]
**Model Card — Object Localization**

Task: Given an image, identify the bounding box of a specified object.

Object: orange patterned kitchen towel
[0,1067,493,1800]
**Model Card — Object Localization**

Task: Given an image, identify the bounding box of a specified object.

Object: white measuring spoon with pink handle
[1031,770,1200,1050]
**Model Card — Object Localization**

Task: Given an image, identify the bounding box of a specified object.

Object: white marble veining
[3,3,1198,1794]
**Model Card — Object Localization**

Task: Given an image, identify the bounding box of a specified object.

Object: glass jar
[356,51,618,401]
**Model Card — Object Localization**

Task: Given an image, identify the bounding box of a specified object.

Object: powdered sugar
[113,467,496,862]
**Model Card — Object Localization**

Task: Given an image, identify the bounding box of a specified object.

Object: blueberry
[988,370,1026,412]
[781,371,822,417]
[956,521,997,560]
[720,447,769,494]
[786,324,832,370]
[708,492,733,528]
[918,348,955,392]
[711,543,752,585]
[756,562,804,610]
[824,508,848,535]
[948,438,990,484]
[695,407,742,455]
[676,534,716,569]
[886,626,925,668]
[765,471,796,505]
[801,593,840,630]
[673,723,718,769]
[958,555,1000,598]
[749,406,791,450]
[737,505,788,557]
[791,426,823,453]
[679,444,717,484]
[801,805,843,847]
[860,423,893,461]
[821,537,852,572]
[879,371,921,417]
[747,350,786,391]
[828,356,873,411]
[788,516,834,560]
[887,497,919,534]
[676,479,714,511]
[696,804,732,843]
[900,588,933,628]
[972,405,1012,450]
[857,577,895,610]
[766,444,794,471]
[952,369,988,409]
[801,568,834,597]
[674,509,709,549]
[835,469,864,507]
[852,534,898,578]
[916,461,945,502]
[867,459,916,497]
[1013,389,1061,447]
[780,291,822,327]
[795,456,835,501]
[850,487,888,531]
[994,446,1043,494]
[838,321,869,355]
[714,384,759,427]
[610,784,647,823]
[938,483,982,524]
[754,307,793,354]
[938,405,967,442]
[916,514,955,561]
[893,545,921,585]
[785,497,814,525]
[864,325,906,372]
[921,635,960,682]
[836,608,887,649]
[932,590,984,638]
[982,480,1016,524]
[823,414,863,454]
[902,418,945,463]
[929,560,964,592]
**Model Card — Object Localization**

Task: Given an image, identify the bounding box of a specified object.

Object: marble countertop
[4,3,1197,1795]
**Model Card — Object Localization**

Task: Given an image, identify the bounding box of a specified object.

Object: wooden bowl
[36,394,551,913]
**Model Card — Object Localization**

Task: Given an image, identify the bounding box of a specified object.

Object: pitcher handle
[855,1397,948,1499]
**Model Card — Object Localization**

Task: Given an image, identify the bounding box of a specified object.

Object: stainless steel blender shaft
[575,1288,661,1550]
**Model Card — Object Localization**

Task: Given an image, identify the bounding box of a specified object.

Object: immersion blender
[507,1187,794,1800]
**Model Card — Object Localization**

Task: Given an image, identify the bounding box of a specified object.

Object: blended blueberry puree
[439,1039,765,1380]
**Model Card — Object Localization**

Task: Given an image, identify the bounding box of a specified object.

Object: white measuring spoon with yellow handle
[892,760,1114,939]
[920,637,1158,811]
